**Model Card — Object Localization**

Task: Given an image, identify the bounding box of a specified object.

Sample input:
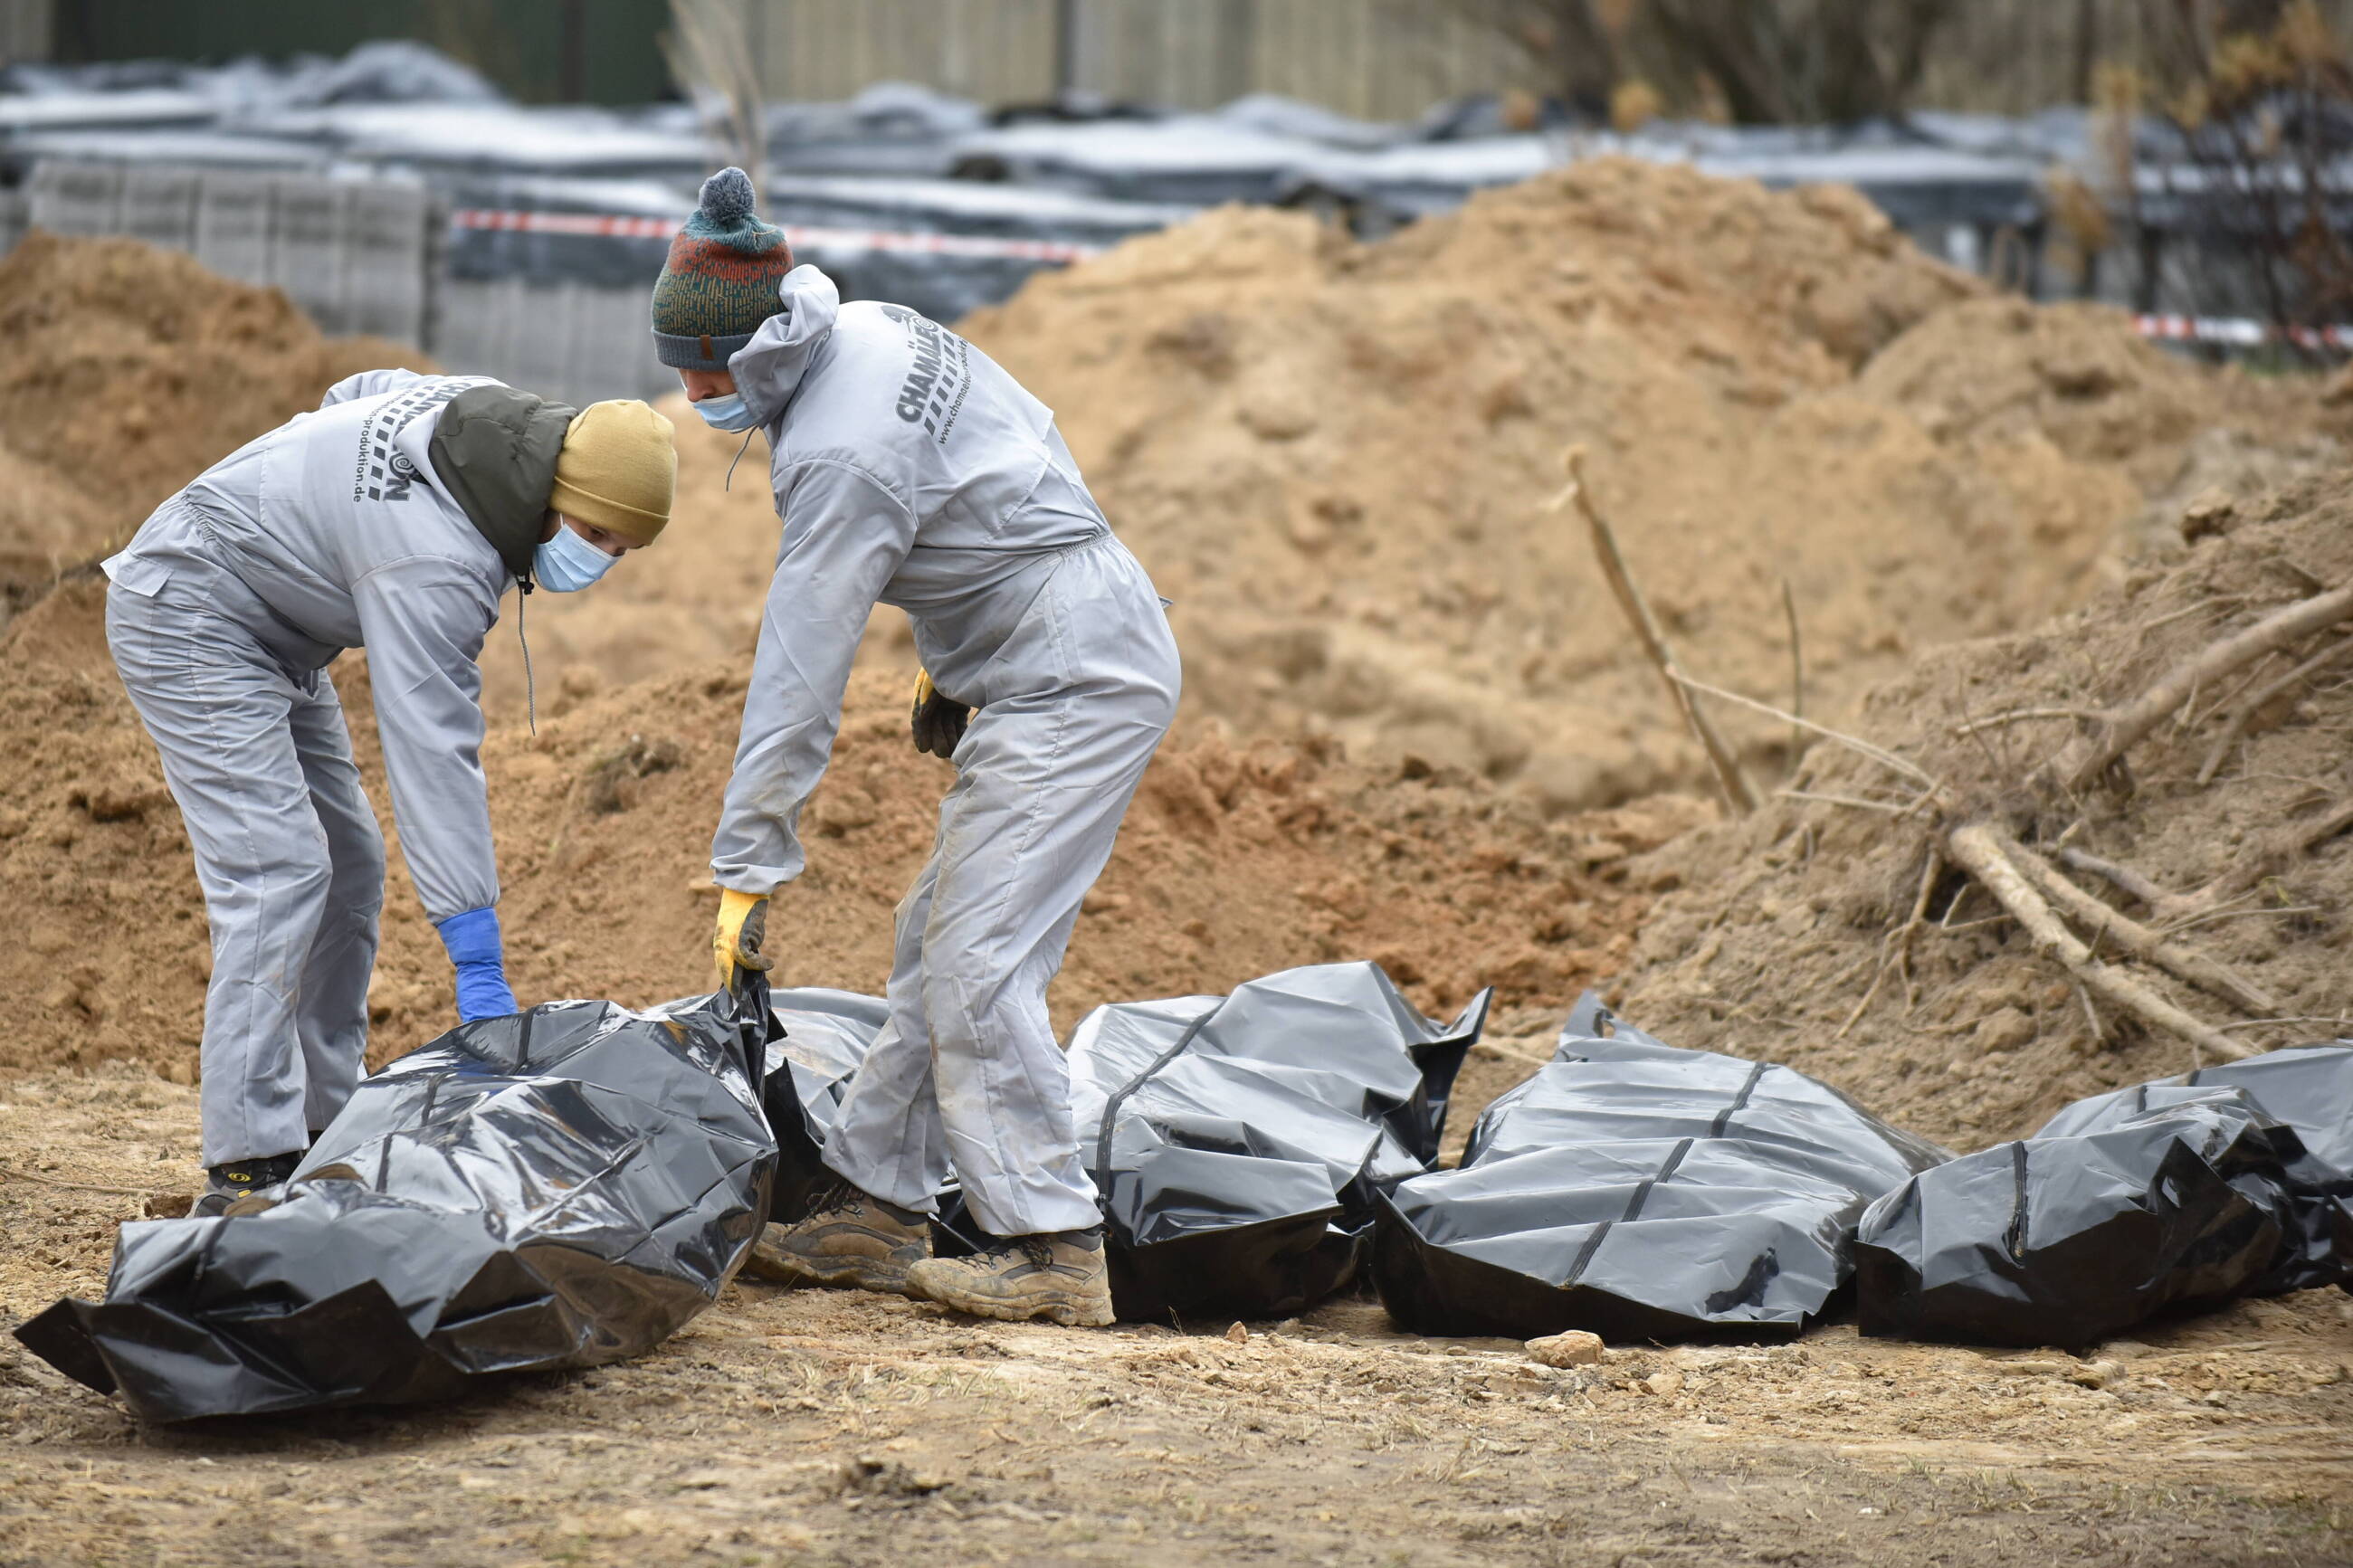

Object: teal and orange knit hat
[651,167,794,371]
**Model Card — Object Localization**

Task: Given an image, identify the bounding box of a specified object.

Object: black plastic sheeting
[13,990,775,1423]
[1066,962,1487,1323]
[757,986,893,1228]
[1854,1044,2353,1348]
[1374,997,1949,1343]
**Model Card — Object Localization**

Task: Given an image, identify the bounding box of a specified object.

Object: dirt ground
[2,1066,2348,1568]
[5,170,2353,1566]
[1621,468,2353,1147]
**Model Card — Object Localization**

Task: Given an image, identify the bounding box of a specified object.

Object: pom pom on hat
[651,166,794,371]
[698,166,755,225]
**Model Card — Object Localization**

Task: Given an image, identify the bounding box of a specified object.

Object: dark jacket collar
[427,385,577,580]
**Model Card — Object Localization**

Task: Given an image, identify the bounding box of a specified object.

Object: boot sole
[744,1250,917,1297]
[921,1293,1116,1328]
[904,1269,1116,1327]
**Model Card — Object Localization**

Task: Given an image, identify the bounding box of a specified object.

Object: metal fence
[2,160,674,407]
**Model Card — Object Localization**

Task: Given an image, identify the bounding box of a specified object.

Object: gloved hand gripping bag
[13,991,776,1423]
[1853,1043,2353,1347]
[1067,961,1490,1323]
[1371,995,1949,1342]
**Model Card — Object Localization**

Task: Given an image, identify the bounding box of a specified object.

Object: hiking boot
[192,1152,301,1219]
[743,1180,932,1295]
[905,1228,1116,1327]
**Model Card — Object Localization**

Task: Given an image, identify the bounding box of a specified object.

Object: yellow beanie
[550,400,675,546]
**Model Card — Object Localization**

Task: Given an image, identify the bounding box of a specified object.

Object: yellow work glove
[712,888,774,991]
[910,668,971,757]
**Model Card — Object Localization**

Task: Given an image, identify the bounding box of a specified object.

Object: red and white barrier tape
[447,207,1104,263]
[2135,313,2353,351]
[446,214,2352,338]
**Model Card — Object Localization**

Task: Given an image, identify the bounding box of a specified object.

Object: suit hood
[427,385,578,580]
[726,265,840,427]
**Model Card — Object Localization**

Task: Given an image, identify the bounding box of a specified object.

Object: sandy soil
[6,171,2353,1568]
[1622,468,2353,1147]
[2,1066,2348,1568]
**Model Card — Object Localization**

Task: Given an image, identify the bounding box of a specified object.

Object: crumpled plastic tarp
[1067,962,1488,1322]
[1373,997,1949,1342]
[1854,1043,2353,1347]
[13,991,775,1423]
[758,986,892,1227]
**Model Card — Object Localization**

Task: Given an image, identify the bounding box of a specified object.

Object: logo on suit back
[352,380,472,502]
[881,304,971,444]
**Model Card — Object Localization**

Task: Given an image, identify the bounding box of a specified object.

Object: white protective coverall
[714,266,1180,1238]
[103,370,524,1166]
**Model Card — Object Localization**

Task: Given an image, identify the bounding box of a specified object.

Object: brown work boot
[743,1179,932,1296]
[905,1228,1116,1327]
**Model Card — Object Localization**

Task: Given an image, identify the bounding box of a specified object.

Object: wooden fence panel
[738,0,2353,119]
[742,0,1544,119]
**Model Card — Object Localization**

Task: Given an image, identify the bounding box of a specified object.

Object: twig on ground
[2055,584,2353,793]
[1781,576,1805,770]
[1895,847,1942,1011]
[1998,835,2281,1015]
[2139,593,2253,638]
[2160,903,2326,936]
[1673,674,1941,794]
[2215,1015,2353,1033]
[2075,983,2104,1047]
[1942,822,2255,1064]
[1950,707,2095,738]
[1836,847,1942,1040]
[2196,633,2353,785]
[2053,848,2193,920]
[1777,788,1913,816]
[0,1162,163,1198]
[2184,794,2353,912]
[1552,446,1759,815]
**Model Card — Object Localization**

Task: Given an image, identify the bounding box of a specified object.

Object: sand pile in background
[1616,469,2353,1148]
[0,573,1675,1079]
[949,159,2335,807]
[0,231,431,622]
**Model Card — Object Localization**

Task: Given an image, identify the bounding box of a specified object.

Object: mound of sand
[0,231,431,622]
[0,572,1681,1079]
[1618,467,2353,1147]
[948,159,2331,808]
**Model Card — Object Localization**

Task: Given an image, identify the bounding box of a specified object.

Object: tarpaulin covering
[1067,962,1487,1322]
[14,991,775,1423]
[1373,997,1948,1342]
[758,986,891,1227]
[1854,1044,2353,1347]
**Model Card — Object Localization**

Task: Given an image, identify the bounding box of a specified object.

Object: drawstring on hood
[427,385,576,577]
[515,578,538,735]
[713,264,835,491]
[724,428,759,491]
[428,385,575,737]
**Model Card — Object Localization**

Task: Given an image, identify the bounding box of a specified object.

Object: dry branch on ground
[1941,824,2254,1064]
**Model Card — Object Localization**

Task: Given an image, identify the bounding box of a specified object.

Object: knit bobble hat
[550,400,676,546]
[651,167,795,372]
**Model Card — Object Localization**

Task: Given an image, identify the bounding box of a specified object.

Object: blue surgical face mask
[533,521,620,594]
[692,391,762,432]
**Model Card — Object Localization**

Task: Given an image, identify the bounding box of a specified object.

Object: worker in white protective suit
[104,371,676,1215]
[656,169,1179,1327]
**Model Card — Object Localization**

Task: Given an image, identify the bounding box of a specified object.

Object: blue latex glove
[434,907,518,1023]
